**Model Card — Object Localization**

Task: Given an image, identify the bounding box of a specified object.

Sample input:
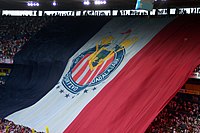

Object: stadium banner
[2,7,200,17]
[7,16,200,132]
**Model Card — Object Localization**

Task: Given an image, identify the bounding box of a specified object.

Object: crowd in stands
[146,93,200,133]
[0,68,11,85]
[194,65,200,73]
[0,77,6,85]
[0,16,53,64]
[0,16,199,133]
[0,118,43,133]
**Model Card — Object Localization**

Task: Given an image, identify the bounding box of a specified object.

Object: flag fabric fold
[65,16,200,133]
[6,16,200,133]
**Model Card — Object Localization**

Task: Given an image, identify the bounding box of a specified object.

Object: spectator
[0,118,44,133]
[0,16,53,64]
[146,93,200,133]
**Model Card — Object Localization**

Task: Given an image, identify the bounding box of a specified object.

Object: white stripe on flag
[83,60,108,85]
[76,65,90,83]
[72,56,90,77]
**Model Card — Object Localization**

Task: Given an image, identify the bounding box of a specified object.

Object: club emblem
[62,30,138,94]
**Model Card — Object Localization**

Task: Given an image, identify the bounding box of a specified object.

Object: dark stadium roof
[0,0,200,10]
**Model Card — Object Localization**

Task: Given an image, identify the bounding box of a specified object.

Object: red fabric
[121,29,132,34]
[72,54,90,73]
[72,55,90,81]
[64,16,200,133]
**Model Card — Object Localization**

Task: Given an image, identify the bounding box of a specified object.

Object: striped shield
[62,31,137,94]
[62,44,125,94]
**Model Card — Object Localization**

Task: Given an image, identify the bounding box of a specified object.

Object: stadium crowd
[0,118,43,133]
[0,16,199,133]
[194,65,200,73]
[146,93,200,133]
[0,16,53,64]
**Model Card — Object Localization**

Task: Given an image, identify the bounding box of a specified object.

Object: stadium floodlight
[52,1,57,6]
[27,2,32,6]
[102,0,106,4]
[94,0,99,5]
[27,1,40,7]
[94,0,106,5]
[83,0,90,5]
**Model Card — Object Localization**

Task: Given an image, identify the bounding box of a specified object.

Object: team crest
[62,30,138,94]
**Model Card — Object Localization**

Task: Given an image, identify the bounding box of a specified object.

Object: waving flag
[6,16,200,133]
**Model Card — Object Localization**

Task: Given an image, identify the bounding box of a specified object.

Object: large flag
[6,16,200,133]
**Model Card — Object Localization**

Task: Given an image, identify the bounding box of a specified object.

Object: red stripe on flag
[72,54,90,73]
[64,16,200,133]
[87,55,114,84]
[72,59,89,82]
[86,63,103,84]
[121,29,132,34]
[78,69,93,86]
